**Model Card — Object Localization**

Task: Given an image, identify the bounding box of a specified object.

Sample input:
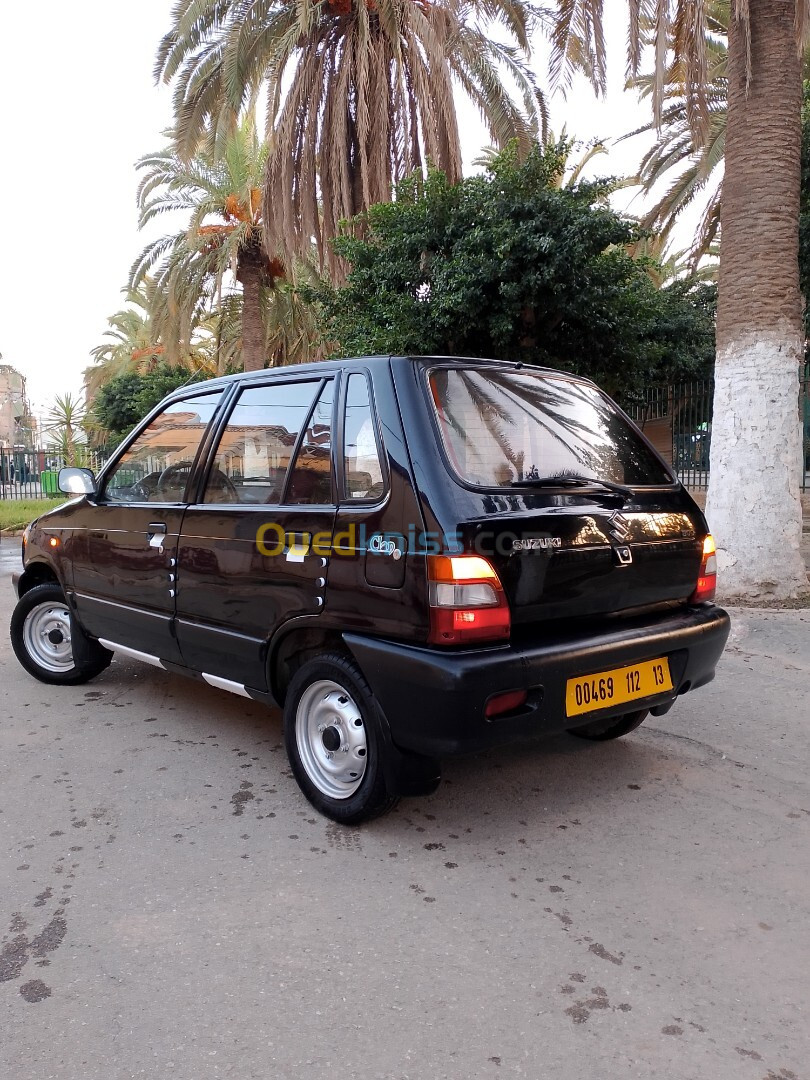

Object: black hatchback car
[11,357,730,822]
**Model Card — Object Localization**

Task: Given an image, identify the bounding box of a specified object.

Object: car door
[70,390,226,663]
[175,376,337,690]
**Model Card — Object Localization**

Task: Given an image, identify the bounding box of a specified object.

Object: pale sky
[0,1,668,426]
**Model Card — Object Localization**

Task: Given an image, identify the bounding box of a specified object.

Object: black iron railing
[628,376,810,493]
[0,449,109,501]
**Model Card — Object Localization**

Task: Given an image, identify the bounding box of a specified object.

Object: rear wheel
[283,653,399,824]
[10,583,112,686]
[567,709,649,741]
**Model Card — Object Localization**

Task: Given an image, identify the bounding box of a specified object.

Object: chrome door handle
[148,523,167,550]
[283,532,311,560]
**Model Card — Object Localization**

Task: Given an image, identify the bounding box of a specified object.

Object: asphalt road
[1,542,808,1080]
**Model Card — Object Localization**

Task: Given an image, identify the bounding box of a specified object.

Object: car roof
[162,355,592,404]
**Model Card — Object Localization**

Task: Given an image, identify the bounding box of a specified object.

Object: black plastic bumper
[344,604,730,757]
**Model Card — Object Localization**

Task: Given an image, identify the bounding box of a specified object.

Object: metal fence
[627,374,810,493]
[0,449,110,501]
[4,376,810,500]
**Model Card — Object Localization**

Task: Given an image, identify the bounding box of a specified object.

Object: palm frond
[157,0,545,277]
[621,0,728,265]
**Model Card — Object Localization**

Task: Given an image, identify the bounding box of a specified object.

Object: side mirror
[58,467,97,496]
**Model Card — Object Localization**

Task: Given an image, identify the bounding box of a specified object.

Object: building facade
[0,363,33,450]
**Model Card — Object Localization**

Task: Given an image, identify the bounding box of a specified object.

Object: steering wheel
[130,471,161,501]
[155,461,239,502]
[204,466,239,504]
[156,461,194,499]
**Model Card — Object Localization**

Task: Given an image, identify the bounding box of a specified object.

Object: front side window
[428,368,672,488]
[103,392,224,503]
[343,374,385,501]
[203,380,323,504]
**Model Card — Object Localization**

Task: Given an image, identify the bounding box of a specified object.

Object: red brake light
[690,534,717,603]
[427,555,511,644]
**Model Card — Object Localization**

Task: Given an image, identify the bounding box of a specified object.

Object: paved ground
[1,543,808,1080]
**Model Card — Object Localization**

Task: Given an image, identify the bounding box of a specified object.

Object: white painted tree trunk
[710,0,808,603]
[705,328,807,600]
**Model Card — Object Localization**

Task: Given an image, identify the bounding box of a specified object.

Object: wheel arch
[268,624,349,705]
[16,560,61,596]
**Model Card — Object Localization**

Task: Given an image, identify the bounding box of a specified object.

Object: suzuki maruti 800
[11,357,730,822]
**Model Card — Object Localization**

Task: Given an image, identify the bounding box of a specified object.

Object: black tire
[567,709,649,741]
[283,652,400,824]
[10,583,113,686]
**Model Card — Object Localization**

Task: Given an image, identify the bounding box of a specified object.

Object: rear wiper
[510,472,632,497]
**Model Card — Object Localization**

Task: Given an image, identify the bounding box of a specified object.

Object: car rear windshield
[428,367,672,488]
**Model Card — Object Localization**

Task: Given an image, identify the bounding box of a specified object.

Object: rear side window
[342,374,385,501]
[203,380,322,504]
[287,381,334,505]
[428,368,672,488]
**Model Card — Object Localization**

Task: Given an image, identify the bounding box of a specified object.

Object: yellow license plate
[565,657,673,717]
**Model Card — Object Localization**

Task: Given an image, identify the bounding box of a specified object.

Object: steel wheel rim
[23,601,74,673]
[295,679,367,799]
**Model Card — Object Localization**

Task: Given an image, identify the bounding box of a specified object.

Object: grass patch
[0,498,65,534]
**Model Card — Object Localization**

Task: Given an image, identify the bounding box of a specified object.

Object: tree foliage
[623,1,728,267]
[90,364,208,448]
[84,284,219,402]
[318,144,716,400]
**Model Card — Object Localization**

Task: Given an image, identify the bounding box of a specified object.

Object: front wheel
[567,709,649,741]
[283,653,400,824]
[10,583,112,686]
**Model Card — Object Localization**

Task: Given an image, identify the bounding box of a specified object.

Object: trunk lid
[458,497,703,625]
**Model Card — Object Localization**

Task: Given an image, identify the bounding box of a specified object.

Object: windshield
[428,367,672,489]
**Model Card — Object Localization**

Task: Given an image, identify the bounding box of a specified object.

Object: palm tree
[84,285,224,407]
[202,277,330,370]
[85,286,167,400]
[44,393,86,467]
[131,116,278,372]
[155,0,545,277]
[551,0,809,601]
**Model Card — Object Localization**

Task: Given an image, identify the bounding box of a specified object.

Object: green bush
[318,143,716,401]
[92,363,207,448]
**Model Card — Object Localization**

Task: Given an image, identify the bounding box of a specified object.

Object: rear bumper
[344,604,730,757]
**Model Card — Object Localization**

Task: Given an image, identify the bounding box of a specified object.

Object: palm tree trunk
[65,422,75,467]
[240,262,266,372]
[706,0,808,599]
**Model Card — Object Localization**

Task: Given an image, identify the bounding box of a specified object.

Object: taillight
[427,555,511,645]
[690,534,717,603]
